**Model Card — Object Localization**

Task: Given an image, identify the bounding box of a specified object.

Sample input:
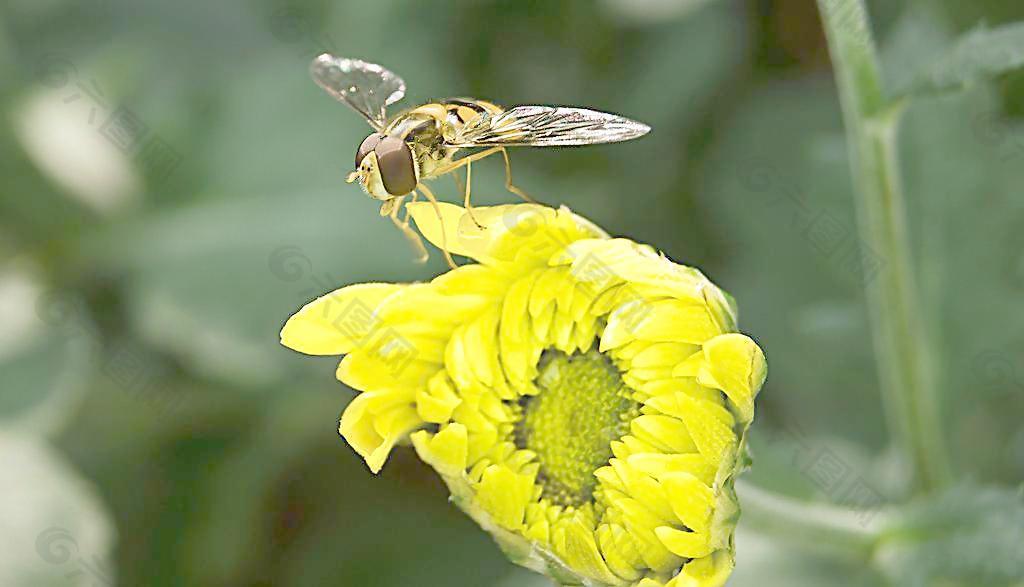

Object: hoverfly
[310,53,651,266]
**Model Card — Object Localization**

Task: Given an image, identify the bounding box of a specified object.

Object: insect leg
[379,197,399,217]
[401,190,420,228]
[432,146,504,176]
[451,167,465,201]
[500,148,536,203]
[463,160,485,229]
[387,194,428,264]
[416,183,458,269]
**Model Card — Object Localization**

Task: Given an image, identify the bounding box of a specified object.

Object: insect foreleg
[402,190,420,228]
[416,183,458,269]
[386,194,429,264]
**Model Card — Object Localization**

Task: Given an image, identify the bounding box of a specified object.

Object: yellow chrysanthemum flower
[280,203,766,587]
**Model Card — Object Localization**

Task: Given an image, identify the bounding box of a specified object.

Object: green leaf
[495,567,556,587]
[881,7,955,98]
[904,22,1024,96]
[702,15,1024,489]
[83,188,445,388]
[179,394,515,587]
[875,484,1024,587]
[878,9,1024,485]
[731,528,883,586]
[0,266,97,435]
[701,75,886,449]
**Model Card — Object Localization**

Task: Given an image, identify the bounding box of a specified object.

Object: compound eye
[355,133,384,168]
[374,137,417,196]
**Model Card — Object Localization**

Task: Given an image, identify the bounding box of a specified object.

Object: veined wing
[448,106,650,148]
[310,53,406,130]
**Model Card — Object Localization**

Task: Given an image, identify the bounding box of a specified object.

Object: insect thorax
[386,108,457,180]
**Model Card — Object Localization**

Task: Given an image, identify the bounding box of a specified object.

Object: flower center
[515,349,640,507]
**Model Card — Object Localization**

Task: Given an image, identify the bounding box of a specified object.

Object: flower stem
[816,0,951,493]
[736,481,881,558]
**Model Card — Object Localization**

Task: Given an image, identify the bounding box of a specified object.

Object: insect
[310,53,651,266]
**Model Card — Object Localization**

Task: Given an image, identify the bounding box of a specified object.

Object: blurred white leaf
[904,22,1024,96]
[0,263,45,356]
[0,430,115,587]
[731,528,882,586]
[600,0,716,25]
[874,484,1024,587]
[14,89,140,214]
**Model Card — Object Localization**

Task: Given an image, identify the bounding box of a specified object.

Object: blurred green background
[1,0,1023,585]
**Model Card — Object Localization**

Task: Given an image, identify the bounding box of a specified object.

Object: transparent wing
[448,106,650,147]
[310,53,406,130]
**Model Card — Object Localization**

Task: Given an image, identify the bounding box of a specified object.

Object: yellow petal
[407,201,493,262]
[524,518,550,543]
[408,203,605,267]
[415,372,462,423]
[474,464,534,530]
[280,283,404,355]
[602,299,722,351]
[696,333,767,424]
[630,415,697,454]
[627,453,717,486]
[669,551,734,587]
[411,423,468,476]
[675,394,738,466]
[655,525,713,559]
[551,516,621,585]
[644,394,737,466]
[608,495,683,573]
[673,352,706,378]
[431,263,510,298]
[340,393,422,473]
[489,204,606,265]
[639,378,723,405]
[596,523,644,582]
[630,342,701,369]
[464,308,500,388]
[335,351,439,391]
[609,459,675,522]
[376,283,488,329]
[500,273,536,345]
[660,472,715,535]
[557,239,711,305]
